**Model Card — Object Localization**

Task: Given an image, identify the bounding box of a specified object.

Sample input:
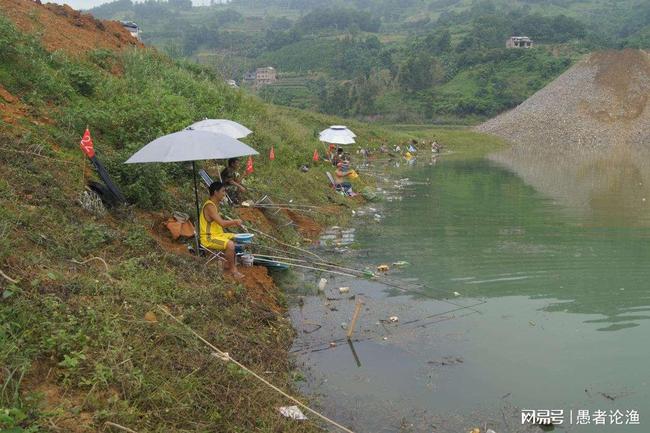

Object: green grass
[384,124,508,158]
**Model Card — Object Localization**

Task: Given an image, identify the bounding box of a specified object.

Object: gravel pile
[476,49,650,151]
[478,50,650,222]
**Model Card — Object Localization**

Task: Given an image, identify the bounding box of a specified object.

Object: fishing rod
[291,306,484,355]
[236,220,481,313]
[252,255,359,278]
[244,224,324,261]
[253,246,482,314]
[243,202,325,209]
[247,204,321,212]
[253,253,374,278]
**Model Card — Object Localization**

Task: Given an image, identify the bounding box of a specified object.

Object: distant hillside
[88,0,648,122]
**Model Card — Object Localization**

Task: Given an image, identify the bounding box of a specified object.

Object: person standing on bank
[200,181,244,279]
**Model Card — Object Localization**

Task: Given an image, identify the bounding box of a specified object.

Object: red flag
[246,155,254,174]
[80,128,95,158]
[312,149,319,162]
[269,146,275,161]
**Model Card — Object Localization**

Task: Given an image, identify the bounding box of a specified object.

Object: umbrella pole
[192,161,201,254]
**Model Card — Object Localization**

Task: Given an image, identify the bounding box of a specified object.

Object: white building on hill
[506,36,533,49]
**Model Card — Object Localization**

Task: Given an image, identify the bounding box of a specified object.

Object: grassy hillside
[0,4,418,432]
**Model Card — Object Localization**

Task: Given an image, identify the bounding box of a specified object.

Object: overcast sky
[50,1,214,10]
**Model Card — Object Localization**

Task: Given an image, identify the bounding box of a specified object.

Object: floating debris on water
[428,356,464,366]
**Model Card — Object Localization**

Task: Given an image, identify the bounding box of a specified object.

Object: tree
[399,54,444,92]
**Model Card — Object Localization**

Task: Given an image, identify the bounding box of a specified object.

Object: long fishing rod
[252,256,359,278]
[291,306,484,355]
[238,219,481,313]
[242,202,325,209]
[244,225,324,261]
[253,242,479,311]
[247,205,320,213]
[254,247,482,314]
[254,253,371,277]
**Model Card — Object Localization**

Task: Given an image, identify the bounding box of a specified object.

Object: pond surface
[290,154,650,433]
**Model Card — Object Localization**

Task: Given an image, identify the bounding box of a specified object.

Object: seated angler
[220,157,247,204]
[334,161,356,195]
[200,181,244,279]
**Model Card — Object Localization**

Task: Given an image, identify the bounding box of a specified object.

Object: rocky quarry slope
[478,50,650,224]
[477,49,650,150]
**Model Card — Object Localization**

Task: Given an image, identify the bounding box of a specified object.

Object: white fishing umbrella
[319,125,356,145]
[330,125,356,138]
[125,129,258,251]
[186,119,252,139]
[126,130,258,163]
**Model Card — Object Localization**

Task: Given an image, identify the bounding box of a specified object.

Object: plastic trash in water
[392,261,409,267]
[338,287,350,294]
[453,291,461,296]
[388,316,399,323]
[377,264,390,272]
[318,278,327,291]
[278,406,307,420]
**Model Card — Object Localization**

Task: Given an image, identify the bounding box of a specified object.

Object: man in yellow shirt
[200,181,244,279]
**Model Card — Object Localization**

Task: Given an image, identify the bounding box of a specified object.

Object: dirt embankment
[0,84,28,125]
[477,49,650,151]
[1,0,142,56]
[144,207,325,312]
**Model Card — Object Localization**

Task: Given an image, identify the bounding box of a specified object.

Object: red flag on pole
[246,155,254,174]
[312,149,319,162]
[269,146,275,161]
[80,128,95,158]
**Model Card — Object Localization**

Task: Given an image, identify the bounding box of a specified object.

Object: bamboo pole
[346,296,363,340]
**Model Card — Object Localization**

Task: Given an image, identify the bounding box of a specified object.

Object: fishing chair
[200,245,226,266]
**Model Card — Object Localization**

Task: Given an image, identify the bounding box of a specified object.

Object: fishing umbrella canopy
[186,119,252,139]
[319,125,356,145]
[125,130,258,163]
[125,129,259,252]
[330,125,356,138]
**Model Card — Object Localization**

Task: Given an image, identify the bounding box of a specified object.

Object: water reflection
[292,155,650,433]
[490,144,650,227]
[357,157,650,331]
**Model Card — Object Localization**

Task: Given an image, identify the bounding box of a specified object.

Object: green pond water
[290,155,650,433]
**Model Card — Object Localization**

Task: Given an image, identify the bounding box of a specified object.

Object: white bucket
[241,254,254,267]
